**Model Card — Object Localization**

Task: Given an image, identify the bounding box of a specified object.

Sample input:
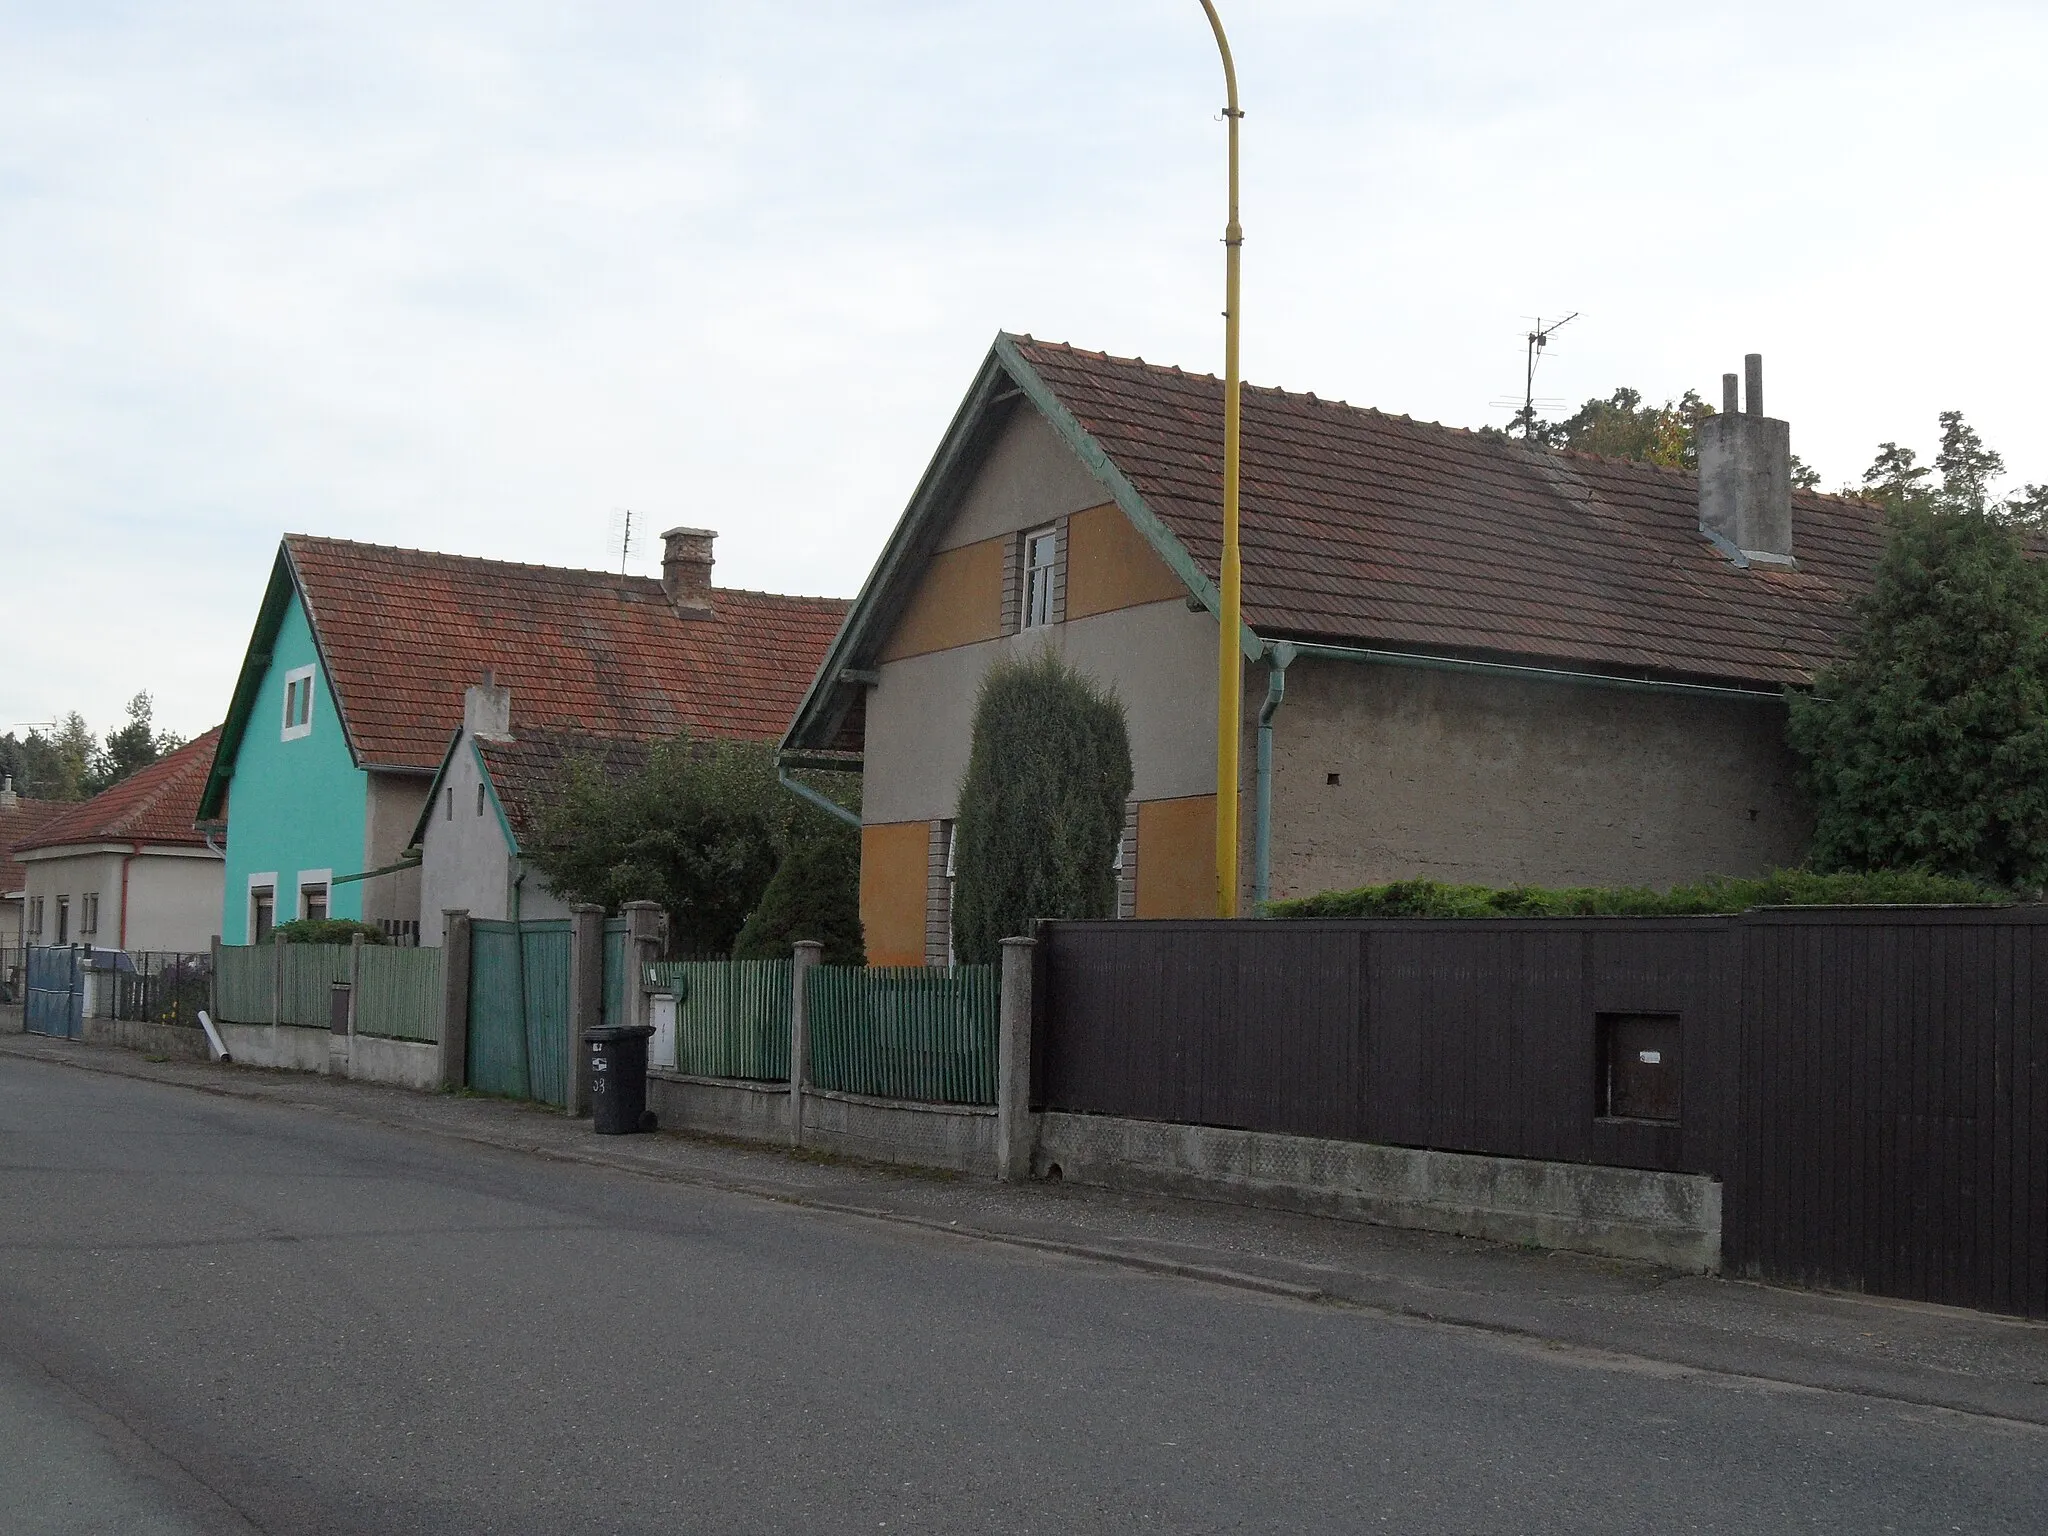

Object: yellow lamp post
[1199,0,1244,917]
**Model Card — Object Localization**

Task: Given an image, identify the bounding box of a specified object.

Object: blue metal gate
[25,947,83,1039]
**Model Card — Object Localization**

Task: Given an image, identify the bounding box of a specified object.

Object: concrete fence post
[438,910,471,1091]
[997,936,1036,1181]
[270,929,285,1037]
[789,940,822,1150]
[566,904,606,1117]
[347,931,364,1033]
[620,902,665,1035]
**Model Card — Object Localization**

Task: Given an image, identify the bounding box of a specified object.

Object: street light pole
[1199,0,1244,918]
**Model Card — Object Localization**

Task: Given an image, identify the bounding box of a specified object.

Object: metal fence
[1038,908,2048,1321]
[651,959,791,1081]
[808,964,999,1105]
[102,952,213,1027]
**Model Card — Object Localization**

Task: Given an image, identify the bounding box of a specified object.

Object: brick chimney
[465,670,512,741]
[1696,353,1794,566]
[661,526,716,616]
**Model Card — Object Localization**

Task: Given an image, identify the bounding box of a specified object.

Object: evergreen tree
[732,808,865,965]
[951,651,1132,964]
[1787,471,2048,885]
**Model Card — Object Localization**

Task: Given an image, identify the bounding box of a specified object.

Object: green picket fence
[649,960,791,1081]
[807,965,998,1105]
[353,947,443,1042]
[468,919,572,1105]
[281,945,354,1027]
[212,945,273,1023]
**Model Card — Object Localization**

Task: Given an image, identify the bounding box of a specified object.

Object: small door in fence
[466,919,573,1106]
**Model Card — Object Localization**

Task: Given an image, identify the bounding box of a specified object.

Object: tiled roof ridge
[1007,333,1880,509]
[284,533,848,605]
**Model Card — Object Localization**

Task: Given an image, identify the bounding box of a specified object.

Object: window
[251,882,276,944]
[55,896,70,945]
[281,664,316,740]
[80,893,99,935]
[299,874,330,922]
[445,786,454,821]
[1598,1013,1682,1123]
[1022,527,1058,629]
[28,896,43,937]
[476,781,486,816]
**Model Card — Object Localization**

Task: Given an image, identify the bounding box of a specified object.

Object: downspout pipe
[778,768,861,830]
[1253,643,1296,911]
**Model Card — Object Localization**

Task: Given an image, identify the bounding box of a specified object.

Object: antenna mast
[618,509,633,575]
[1517,312,1578,439]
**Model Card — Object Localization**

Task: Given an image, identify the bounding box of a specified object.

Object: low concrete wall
[215,1021,439,1090]
[0,1003,23,1035]
[81,1017,209,1061]
[647,1071,998,1177]
[1035,1112,1723,1273]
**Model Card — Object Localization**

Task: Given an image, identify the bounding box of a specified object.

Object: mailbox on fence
[329,982,352,1035]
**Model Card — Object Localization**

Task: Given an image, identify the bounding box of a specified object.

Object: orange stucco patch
[859,820,930,967]
[878,539,1006,662]
[1064,504,1188,620]
[1135,795,1217,918]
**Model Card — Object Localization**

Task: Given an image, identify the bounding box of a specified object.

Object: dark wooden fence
[1035,908,2048,1320]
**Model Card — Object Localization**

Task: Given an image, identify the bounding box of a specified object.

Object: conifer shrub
[951,650,1133,964]
[1266,869,2011,921]
[732,808,865,965]
[272,917,386,945]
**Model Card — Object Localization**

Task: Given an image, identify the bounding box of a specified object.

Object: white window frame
[55,895,70,945]
[1022,527,1058,630]
[297,870,333,921]
[28,896,43,937]
[281,664,316,741]
[80,892,99,935]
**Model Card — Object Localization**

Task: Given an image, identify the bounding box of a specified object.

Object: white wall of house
[415,736,572,943]
[18,844,224,953]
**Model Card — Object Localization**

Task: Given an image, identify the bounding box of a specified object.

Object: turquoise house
[200,532,851,946]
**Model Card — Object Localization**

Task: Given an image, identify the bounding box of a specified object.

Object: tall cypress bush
[951,651,1133,964]
[1787,501,2048,885]
[732,808,865,965]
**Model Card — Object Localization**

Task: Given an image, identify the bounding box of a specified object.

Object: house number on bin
[1638,1050,1662,1064]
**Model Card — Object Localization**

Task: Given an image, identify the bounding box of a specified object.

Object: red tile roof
[1010,337,1886,688]
[1,793,68,894]
[17,729,223,853]
[284,538,850,771]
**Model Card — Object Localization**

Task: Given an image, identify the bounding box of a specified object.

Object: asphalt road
[2,1056,2043,1534]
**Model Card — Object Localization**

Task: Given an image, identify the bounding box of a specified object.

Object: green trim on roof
[198,540,365,821]
[405,728,466,852]
[476,739,521,855]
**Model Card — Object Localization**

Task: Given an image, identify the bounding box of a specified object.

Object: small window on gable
[445,786,454,820]
[1022,527,1058,629]
[281,665,316,740]
[476,781,486,817]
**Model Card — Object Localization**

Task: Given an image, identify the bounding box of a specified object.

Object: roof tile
[17,729,224,853]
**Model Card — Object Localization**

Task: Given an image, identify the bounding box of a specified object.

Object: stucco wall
[17,847,221,952]
[219,595,369,941]
[864,599,1218,826]
[415,735,576,942]
[933,407,1111,552]
[1263,659,1810,898]
[363,770,432,935]
[19,851,124,946]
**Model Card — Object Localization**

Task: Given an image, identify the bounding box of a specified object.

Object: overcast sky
[4,0,2043,741]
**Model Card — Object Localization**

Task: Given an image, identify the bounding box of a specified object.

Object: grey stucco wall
[363,771,432,934]
[416,735,575,941]
[865,599,1218,825]
[933,407,1112,553]
[1263,658,1810,897]
[18,848,221,952]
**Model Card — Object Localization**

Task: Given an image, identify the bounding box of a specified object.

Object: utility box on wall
[1599,1013,1681,1123]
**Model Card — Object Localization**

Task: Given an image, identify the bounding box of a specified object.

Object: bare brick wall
[1263,659,1811,899]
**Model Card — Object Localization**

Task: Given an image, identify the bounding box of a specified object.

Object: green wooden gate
[467,919,572,1105]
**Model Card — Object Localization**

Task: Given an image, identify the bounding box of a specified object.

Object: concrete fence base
[216,1021,441,1092]
[1033,1112,1723,1273]
[81,1018,211,1061]
[648,1072,998,1177]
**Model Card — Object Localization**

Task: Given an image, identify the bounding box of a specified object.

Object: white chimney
[465,671,512,741]
[1696,353,1794,566]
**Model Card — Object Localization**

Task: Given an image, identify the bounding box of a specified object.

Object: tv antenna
[1503,312,1577,439]
[606,508,636,574]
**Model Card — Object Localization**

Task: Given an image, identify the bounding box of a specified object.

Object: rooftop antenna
[1509,312,1577,440]
[606,508,636,575]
